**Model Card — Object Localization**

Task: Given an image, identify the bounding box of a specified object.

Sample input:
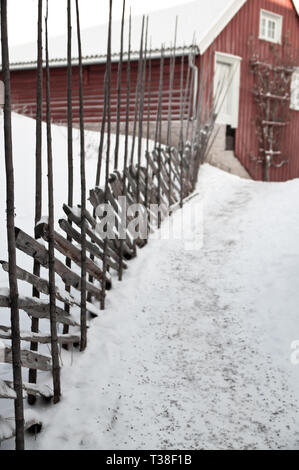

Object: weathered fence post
[45,1,61,403]
[167,18,178,208]
[101,0,113,310]
[114,0,126,170]
[29,0,43,405]
[1,0,25,450]
[119,8,132,282]
[155,46,165,228]
[137,16,148,205]
[75,0,87,351]
[144,42,152,217]
[179,49,185,208]
[63,0,74,344]
[130,16,145,167]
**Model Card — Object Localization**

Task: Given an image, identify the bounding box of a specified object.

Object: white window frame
[259,9,283,44]
[290,68,299,111]
[214,52,242,129]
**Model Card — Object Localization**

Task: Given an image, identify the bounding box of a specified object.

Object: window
[290,69,299,111]
[259,10,282,44]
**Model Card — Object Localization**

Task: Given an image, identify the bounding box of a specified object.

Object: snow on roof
[293,0,299,15]
[2,0,247,70]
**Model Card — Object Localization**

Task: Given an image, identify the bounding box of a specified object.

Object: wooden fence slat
[3,347,52,372]
[18,381,53,398]
[87,192,136,257]
[58,218,127,272]
[109,182,147,248]
[0,325,80,345]
[0,294,79,326]
[91,185,136,251]
[0,415,43,442]
[0,261,101,318]
[124,168,146,204]
[0,379,17,399]
[35,222,111,287]
[146,152,176,204]
[109,174,153,242]
[15,227,102,299]
[63,204,134,262]
[157,150,180,201]
[161,149,181,194]
[0,380,53,399]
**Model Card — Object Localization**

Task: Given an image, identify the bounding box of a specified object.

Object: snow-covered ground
[1,113,299,449]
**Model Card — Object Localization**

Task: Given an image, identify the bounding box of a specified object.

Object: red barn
[1,0,299,181]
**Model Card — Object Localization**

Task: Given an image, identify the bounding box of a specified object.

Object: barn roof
[293,0,299,15]
[3,0,247,70]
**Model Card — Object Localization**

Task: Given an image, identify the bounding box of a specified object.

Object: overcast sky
[7,0,193,46]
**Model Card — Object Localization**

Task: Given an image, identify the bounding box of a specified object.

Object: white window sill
[258,35,282,45]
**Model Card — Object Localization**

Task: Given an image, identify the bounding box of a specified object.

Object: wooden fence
[0,0,216,449]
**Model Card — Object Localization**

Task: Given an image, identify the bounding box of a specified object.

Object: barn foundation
[207,125,251,179]
[83,120,251,179]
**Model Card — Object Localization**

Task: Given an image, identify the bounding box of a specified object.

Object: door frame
[214,51,242,129]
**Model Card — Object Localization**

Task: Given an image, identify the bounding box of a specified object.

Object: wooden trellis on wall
[251,59,293,181]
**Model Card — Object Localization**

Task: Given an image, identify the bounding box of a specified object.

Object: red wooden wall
[201,0,299,181]
[6,56,191,126]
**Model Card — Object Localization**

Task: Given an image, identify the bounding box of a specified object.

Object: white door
[214,52,242,128]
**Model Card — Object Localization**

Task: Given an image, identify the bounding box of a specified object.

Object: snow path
[10,164,299,450]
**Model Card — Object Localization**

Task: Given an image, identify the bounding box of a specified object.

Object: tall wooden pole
[114,0,125,170]
[192,47,214,188]
[167,18,178,208]
[156,46,165,229]
[75,0,87,351]
[67,0,73,210]
[123,9,131,175]
[63,0,73,340]
[186,55,195,143]
[119,8,131,282]
[144,41,152,214]
[113,0,125,271]
[34,0,43,230]
[1,0,25,450]
[28,0,43,405]
[130,16,145,167]
[137,16,148,204]
[61,0,72,336]
[182,58,191,137]
[155,46,165,148]
[45,1,61,403]
[166,17,178,148]
[101,0,112,310]
[179,49,185,209]
[95,70,107,187]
